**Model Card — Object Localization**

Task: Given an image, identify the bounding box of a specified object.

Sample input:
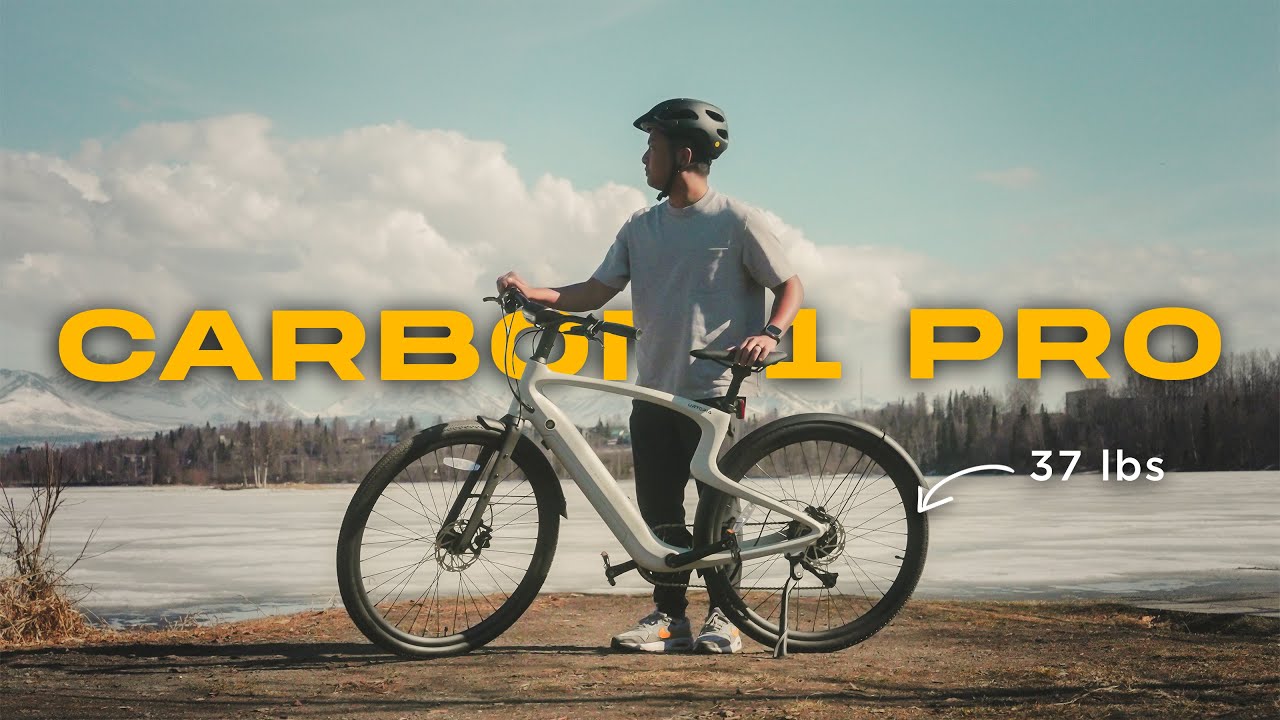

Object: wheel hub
[434,520,492,572]
[782,505,845,564]
[802,507,845,563]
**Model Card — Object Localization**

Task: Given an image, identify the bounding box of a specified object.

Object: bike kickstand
[773,554,804,659]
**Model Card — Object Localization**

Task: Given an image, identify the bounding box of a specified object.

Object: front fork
[437,414,523,552]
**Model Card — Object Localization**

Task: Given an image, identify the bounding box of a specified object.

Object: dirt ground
[2,594,1276,720]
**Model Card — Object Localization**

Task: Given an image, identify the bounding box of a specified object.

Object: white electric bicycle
[337,289,928,658]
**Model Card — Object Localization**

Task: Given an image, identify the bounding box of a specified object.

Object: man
[496,98,803,653]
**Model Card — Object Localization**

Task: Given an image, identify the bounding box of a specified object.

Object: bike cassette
[780,504,845,564]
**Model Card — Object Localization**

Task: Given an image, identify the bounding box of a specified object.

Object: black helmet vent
[633,98,730,161]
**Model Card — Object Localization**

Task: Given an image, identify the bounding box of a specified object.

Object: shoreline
[19,593,1280,644]
[7,465,1278,491]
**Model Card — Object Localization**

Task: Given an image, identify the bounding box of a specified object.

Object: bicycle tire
[337,420,561,658]
[693,414,928,653]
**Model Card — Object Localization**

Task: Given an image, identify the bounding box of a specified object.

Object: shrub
[0,446,92,645]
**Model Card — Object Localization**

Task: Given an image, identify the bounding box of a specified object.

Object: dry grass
[0,445,96,647]
[0,571,90,645]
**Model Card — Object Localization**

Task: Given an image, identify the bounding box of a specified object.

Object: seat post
[721,365,753,406]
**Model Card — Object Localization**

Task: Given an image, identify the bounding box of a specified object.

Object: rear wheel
[695,416,927,653]
[337,422,559,657]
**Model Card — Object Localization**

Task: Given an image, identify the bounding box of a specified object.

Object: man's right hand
[493,274,619,313]
[496,270,532,296]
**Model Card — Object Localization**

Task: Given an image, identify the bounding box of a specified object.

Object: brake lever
[566,327,605,345]
[584,315,605,345]
[560,315,602,344]
[486,289,528,314]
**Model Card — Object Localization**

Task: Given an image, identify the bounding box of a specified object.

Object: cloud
[0,116,644,343]
[0,115,923,343]
[941,243,1277,352]
[1,116,1273,410]
[758,209,923,327]
[753,212,1277,408]
[976,167,1040,189]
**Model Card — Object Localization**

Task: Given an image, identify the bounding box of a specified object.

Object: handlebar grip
[599,321,639,339]
[499,287,529,314]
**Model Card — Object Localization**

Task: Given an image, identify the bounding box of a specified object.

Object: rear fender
[722,413,929,490]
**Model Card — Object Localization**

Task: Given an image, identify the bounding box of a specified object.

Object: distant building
[1065,388,1108,416]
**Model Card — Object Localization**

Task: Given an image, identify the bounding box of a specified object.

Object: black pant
[630,397,737,618]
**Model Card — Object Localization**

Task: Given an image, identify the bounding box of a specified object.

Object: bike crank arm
[663,534,740,569]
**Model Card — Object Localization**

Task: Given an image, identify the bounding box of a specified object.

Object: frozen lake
[32,471,1280,626]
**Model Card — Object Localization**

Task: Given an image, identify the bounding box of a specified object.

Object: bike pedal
[600,551,637,586]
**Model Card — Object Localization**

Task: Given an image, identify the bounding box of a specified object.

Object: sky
[2,0,1277,411]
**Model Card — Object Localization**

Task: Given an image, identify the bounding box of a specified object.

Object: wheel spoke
[341,431,556,655]
[702,428,925,648]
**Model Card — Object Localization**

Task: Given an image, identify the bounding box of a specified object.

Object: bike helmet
[633,98,729,162]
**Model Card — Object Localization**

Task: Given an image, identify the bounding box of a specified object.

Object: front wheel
[337,421,560,658]
[694,415,928,653]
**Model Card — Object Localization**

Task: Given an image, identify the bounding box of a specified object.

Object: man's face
[642,130,672,191]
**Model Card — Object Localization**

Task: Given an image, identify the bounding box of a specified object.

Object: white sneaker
[694,607,743,654]
[610,610,693,653]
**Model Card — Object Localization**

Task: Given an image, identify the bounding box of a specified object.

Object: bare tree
[0,446,93,643]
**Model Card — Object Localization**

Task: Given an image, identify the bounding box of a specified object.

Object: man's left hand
[729,335,779,367]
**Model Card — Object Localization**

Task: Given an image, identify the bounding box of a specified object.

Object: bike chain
[635,524,833,592]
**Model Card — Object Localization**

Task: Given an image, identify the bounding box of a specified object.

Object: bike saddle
[690,348,789,370]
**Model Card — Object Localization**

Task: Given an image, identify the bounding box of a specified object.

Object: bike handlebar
[485,288,641,342]
[597,320,638,340]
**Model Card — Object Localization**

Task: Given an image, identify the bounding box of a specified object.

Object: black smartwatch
[762,324,784,341]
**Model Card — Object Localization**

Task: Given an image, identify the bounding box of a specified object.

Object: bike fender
[875,424,931,491]
[725,412,931,490]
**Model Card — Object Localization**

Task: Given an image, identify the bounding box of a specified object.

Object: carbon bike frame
[508,359,827,573]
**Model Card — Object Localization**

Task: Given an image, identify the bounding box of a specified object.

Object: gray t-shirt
[591,188,795,399]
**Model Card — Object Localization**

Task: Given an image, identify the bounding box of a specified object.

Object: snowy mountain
[327,378,871,427]
[0,367,307,445]
[538,384,632,425]
[747,385,867,419]
[51,368,304,427]
[541,381,870,425]
[316,378,864,428]
[0,369,159,443]
[322,380,510,424]
[0,361,872,447]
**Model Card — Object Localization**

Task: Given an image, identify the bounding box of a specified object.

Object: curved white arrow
[917,464,1016,513]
